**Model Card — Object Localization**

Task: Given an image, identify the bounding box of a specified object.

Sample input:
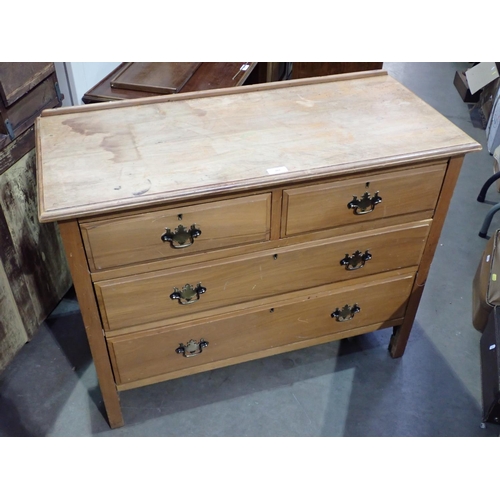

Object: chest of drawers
[36,70,481,428]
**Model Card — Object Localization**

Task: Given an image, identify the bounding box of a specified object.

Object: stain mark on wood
[132,179,152,196]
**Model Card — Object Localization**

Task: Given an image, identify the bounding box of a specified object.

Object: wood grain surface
[108,269,415,386]
[95,221,429,331]
[80,193,271,270]
[36,73,481,223]
[110,62,202,94]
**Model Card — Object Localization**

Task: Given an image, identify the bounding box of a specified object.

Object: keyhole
[365,182,370,189]
[178,214,183,220]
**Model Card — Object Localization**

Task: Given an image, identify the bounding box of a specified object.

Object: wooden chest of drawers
[36,70,481,428]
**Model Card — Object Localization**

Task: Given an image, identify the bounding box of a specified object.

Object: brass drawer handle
[161,224,201,248]
[347,191,382,215]
[176,339,209,357]
[331,304,360,322]
[340,250,372,270]
[170,283,207,305]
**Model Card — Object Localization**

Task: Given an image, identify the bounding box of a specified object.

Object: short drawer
[80,193,272,270]
[95,220,429,330]
[107,270,415,386]
[282,162,447,237]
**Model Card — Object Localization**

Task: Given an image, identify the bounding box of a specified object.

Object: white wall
[54,62,121,106]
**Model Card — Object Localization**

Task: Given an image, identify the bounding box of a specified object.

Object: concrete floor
[1,62,499,437]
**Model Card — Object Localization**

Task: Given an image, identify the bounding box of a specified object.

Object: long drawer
[95,220,430,330]
[282,162,447,237]
[80,193,272,270]
[107,270,415,387]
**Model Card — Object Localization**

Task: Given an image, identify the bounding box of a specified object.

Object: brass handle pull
[176,339,209,357]
[161,224,201,248]
[170,283,207,305]
[347,191,382,215]
[340,250,372,271]
[331,304,360,322]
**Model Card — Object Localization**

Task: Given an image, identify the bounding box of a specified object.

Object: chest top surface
[36,71,481,222]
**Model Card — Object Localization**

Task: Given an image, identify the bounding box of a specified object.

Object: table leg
[58,219,124,429]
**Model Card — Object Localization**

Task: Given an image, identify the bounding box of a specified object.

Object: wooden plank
[0,126,34,175]
[270,188,283,241]
[117,317,404,391]
[43,70,390,116]
[291,62,383,79]
[0,198,30,372]
[58,219,124,428]
[80,193,271,271]
[108,269,415,386]
[0,63,54,106]
[36,73,481,223]
[181,62,257,92]
[389,155,465,357]
[82,63,258,104]
[110,62,202,94]
[0,73,60,150]
[0,150,72,339]
[91,213,435,283]
[95,222,429,331]
[283,162,446,236]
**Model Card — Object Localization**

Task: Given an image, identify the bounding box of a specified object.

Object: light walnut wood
[108,269,415,386]
[389,156,465,358]
[91,212,435,282]
[116,318,404,391]
[58,220,124,429]
[80,193,271,271]
[36,74,480,223]
[36,72,482,428]
[95,221,430,331]
[43,70,390,116]
[282,162,446,237]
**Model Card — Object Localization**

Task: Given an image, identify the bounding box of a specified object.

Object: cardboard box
[466,62,500,95]
[468,78,500,129]
[454,70,479,103]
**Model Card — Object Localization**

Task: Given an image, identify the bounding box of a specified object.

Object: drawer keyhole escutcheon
[347,191,382,215]
[331,304,361,322]
[170,283,207,305]
[340,250,372,270]
[161,224,201,248]
[175,339,209,357]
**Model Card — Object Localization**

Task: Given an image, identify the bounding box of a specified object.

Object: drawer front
[0,73,60,143]
[95,221,429,330]
[108,271,415,386]
[0,63,55,107]
[81,193,272,270]
[282,162,447,237]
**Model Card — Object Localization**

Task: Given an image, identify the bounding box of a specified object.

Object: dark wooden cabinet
[0,63,71,373]
[291,62,383,79]
[82,62,258,104]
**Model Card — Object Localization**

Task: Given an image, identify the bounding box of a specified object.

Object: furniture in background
[82,62,258,104]
[290,62,383,79]
[82,62,384,104]
[0,63,72,372]
[36,70,480,428]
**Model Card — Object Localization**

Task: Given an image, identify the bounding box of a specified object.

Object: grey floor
[1,62,499,437]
